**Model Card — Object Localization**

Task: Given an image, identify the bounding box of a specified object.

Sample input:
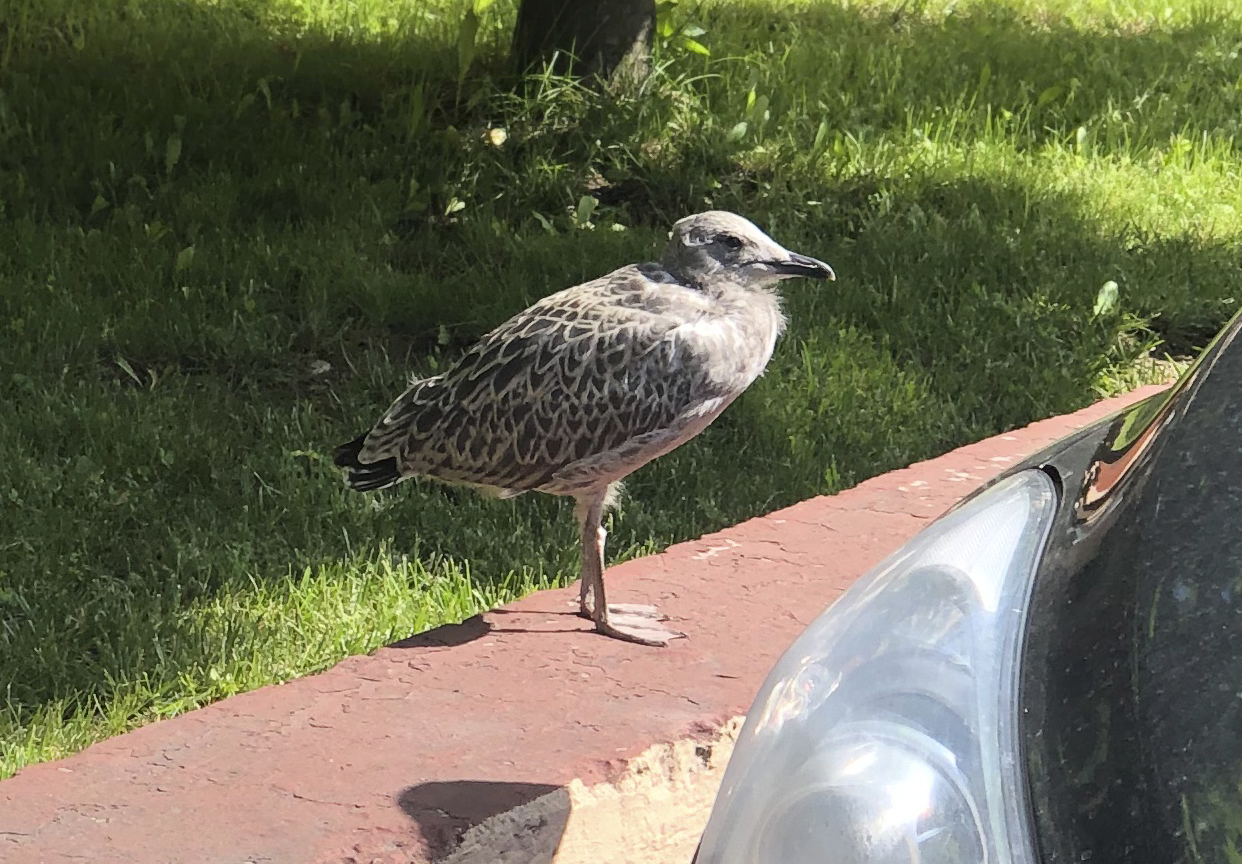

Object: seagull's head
[660,211,835,289]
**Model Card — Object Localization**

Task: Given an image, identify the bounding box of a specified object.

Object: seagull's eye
[717,234,744,250]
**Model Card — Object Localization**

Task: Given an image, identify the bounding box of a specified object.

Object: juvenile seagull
[334,212,834,646]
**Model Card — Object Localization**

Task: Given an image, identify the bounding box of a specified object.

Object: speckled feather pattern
[353,262,785,497]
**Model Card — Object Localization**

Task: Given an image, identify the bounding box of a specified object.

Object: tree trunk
[511,0,655,85]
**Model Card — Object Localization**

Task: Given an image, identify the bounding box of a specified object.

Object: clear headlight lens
[694,470,1057,864]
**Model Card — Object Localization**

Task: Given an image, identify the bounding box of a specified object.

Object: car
[691,309,1242,864]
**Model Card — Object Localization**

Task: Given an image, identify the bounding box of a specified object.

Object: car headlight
[694,470,1058,864]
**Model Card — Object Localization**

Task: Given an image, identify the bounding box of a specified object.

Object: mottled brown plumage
[335,211,834,645]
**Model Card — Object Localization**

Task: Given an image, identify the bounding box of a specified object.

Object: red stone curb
[0,386,1167,864]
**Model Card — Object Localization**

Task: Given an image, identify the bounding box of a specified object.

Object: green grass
[2,0,1240,776]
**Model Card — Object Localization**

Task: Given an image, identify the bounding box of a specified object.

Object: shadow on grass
[398,780,569,861]
[5,1,1242,229]
[4,0,1242,774]
[1,1,458,221]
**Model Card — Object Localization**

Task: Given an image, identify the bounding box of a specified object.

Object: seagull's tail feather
[333,432,403,492]
[333,377,440,493]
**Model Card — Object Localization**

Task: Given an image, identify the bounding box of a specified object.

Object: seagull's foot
[578,602,662,621]
[595,608,684,647]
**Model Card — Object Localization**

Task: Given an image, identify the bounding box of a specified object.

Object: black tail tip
[333,433,368,469]
[333,434,401,492]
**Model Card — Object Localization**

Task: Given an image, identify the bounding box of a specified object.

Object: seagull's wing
[348,266,745,495]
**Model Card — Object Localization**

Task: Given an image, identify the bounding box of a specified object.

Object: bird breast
[669,289,786,391]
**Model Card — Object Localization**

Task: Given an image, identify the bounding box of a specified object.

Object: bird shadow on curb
[398,780,571,862]
[387,610,603,650]
[390,614,495,649]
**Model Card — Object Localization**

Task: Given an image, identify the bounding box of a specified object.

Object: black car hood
[1015,309,1242,864]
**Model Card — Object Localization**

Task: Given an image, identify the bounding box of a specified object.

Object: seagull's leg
[574,496,602,617]
[574,492,683,647]
[578,529,595,618]
[574,495,653,620]
[579,572,594,615]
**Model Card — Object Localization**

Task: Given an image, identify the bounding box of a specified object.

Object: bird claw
[578,602,663,621]
[595,609,684,647]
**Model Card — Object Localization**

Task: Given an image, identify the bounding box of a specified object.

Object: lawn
[2,0,1240,777]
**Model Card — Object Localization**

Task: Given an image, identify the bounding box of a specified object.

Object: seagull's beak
[767,251,836,281]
